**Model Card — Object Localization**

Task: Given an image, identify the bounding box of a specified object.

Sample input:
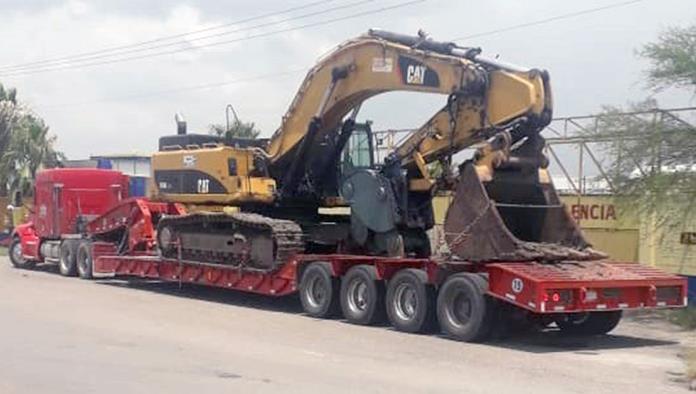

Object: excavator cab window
[341,122,375,170]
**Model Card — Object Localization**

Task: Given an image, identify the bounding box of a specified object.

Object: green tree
[639,22,696,91]
[584,22,696,226]
[0,83,63,197]
[209,118,261,139]
[587,99,695,225]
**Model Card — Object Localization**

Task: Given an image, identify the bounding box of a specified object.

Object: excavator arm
[266,30,489,168]
[267,30,551,201]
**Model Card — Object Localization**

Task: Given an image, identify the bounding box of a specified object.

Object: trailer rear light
[543,289,572,303]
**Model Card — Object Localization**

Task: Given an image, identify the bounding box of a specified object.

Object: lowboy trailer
[81,199,686,342]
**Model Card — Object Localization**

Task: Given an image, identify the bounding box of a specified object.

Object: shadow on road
[96,278,304,314]
[485,331,677,354]
[92,276,678,353]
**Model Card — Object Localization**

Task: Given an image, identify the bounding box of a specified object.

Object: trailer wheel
[299,262,340,319]
[59,240,78,277]
[556,311,623,336]
[436,273,494,342]
[386,268,436,333]
[340,265,385,325]
[76,241,94,280]
[8,237,34,269]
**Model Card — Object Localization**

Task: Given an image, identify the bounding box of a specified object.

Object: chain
[446,200,492,250]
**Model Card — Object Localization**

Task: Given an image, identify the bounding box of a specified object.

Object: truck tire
[436,273,495,342]
[8,237,34,269]
[386,268,436,333]
[76,241,94,279]
[59,240,78,277]
[556,311,622,336]
[340,265,386,325]
[299,262,340,319]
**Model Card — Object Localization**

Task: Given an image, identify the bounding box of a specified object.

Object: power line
[0,0,337,72]
[34,0,645,109]
[41,68,308,109]
[1,0,373,74]
[452,0,645,41]
[1,0,422,77]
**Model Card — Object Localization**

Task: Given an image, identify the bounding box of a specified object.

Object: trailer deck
[93,248,687,314]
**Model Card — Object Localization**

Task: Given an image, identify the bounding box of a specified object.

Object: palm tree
[209,119,261,139]
[0,83,63,197]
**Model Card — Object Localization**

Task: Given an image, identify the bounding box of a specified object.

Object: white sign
[372,57,393,73]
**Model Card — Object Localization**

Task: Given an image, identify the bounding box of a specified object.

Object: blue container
[686,275,696,303]
[129,176,148,197]
[96,158,113,169]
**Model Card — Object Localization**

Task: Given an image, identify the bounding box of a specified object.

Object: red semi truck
[7,168,688,341]
[8,168,129,275]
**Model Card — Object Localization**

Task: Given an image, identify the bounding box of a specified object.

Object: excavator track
[157,212,304,271]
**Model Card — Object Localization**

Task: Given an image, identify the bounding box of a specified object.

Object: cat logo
[406,65,427,85]
[182,155,196,168]
[398,56,439,87]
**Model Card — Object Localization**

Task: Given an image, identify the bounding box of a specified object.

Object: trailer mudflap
[485,260,688,313]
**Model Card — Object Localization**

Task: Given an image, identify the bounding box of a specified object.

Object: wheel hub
[307,276,327,308]
[394,283,418,321]
[447,290,473,328]
[11,242,23,264]
[347,279,369,313]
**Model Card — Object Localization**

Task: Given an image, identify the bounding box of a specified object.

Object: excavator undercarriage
[157,212,303,270]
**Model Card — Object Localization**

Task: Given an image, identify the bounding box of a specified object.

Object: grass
[0,247,6,257]
[688,349,696,381]
[666,306,696,330]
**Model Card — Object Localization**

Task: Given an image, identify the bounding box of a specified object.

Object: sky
[0,0,693,161]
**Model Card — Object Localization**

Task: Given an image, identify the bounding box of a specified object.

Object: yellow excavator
[150,30,599,269]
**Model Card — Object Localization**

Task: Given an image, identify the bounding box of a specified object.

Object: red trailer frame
[92,250,687,313]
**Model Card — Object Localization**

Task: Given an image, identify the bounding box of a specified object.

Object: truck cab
[9,168,129,274]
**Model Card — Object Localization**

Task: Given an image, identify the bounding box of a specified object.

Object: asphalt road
[0,257,692,394]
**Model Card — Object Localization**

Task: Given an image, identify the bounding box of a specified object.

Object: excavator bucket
[444,162,606,263]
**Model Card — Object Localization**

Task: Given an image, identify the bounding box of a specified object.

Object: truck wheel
[556,311,623,336]
[76,241,94,279]
[59,240,78,277]
[436,273,495,342]
[8,238,34,269]
[340,265,385,325]
[299,262,340,319]
[386,268,436,333]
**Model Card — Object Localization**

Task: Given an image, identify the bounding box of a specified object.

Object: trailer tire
[59,240,78,277]
[436,273,494,342]
[299,262,340,319]
[9,237,34,269]
[556,311,622,336]
[386,268,436,333]
[76,241,94,280]
[340,265,386,325]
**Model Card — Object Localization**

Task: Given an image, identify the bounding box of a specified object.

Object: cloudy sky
[0,0,693,160]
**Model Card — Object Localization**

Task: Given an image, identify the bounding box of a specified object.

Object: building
[89,153,151,177]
